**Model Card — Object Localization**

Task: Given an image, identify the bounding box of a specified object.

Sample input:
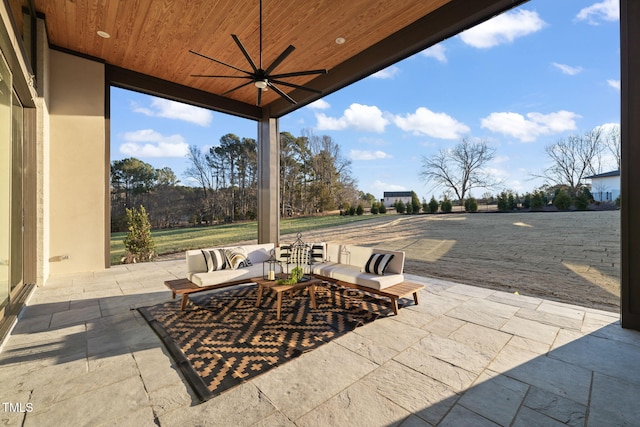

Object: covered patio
[1,260,638,426]
[2,0,640,424]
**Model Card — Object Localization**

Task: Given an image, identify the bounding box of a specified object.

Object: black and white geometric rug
[138,282,393,402]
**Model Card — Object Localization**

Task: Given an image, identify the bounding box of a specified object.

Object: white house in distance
[586,170,620,202]
[382,191,413,207]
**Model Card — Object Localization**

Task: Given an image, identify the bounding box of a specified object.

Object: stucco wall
[48,50,106,275]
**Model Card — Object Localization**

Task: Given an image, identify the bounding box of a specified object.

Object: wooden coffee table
[252,276,323,320]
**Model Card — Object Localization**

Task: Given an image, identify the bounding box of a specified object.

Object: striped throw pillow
[202,249,228,272]
[224,248,252,270]
[364,253,394,275]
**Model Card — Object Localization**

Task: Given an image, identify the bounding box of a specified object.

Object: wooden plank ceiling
[31,0,527,119]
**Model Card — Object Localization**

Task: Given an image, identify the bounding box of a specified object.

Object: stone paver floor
[1,258,639,426]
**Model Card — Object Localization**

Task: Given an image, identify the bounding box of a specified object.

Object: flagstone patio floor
[1,258,639,426]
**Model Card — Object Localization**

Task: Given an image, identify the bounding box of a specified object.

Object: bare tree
[543,129,604,195]
[420,138,499,205]
[604,124,621,170]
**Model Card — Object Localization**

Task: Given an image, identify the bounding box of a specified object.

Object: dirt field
[158,211,620,312]
[286,211,620,313]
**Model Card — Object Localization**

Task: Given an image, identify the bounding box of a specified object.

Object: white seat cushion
[189,264,264,287]
[312,262,404,290]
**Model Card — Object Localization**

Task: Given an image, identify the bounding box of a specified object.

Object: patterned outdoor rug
[138,282,394,402]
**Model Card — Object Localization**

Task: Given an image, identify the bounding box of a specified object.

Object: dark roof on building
[586,170,620,179]
[384,191,413,198]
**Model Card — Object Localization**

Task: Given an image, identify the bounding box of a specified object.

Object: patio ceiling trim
[106,65,263,121]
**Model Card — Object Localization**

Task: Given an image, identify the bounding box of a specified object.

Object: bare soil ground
[159,211,620,312]
[285,211,621,313]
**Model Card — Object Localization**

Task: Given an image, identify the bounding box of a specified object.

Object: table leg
[181,295,189,310]
[308,284,317,309]
[413,291,419,305]
[276,291,283,320]
[256,284,264,307]
[390,297,399,315]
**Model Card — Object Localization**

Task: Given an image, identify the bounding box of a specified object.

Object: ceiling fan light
[255,80,268,89]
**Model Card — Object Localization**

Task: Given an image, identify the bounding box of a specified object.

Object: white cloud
[316,103,389,133]
[371,66,400,79]
[459,10,545,48]
[132,97,212,127]
[119,129,189,158]
[393,107,470,139]
[371,180,406,193]
[349,150,392,161]
[421,44,447,63]
[607,79,621,90]
[552,62,583,75]
[481,110,580,142]
[307,99,330,110]
[577,0,619,25]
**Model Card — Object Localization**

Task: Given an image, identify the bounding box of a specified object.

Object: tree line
[419,125,621,208]
[110,130,359,231]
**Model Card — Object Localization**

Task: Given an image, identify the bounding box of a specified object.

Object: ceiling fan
[189,0,327,106]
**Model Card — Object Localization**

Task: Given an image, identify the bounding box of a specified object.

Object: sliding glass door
[0,50,25,329]
[0,53,10,314]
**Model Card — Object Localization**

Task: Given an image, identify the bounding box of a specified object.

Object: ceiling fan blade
[264,45,295,75]
[231,34,259,73]
[269,69,328,79]
[190,74,251,79]
[257,88,262,106]
[189,50,253,75]
[222,80,254,95]
[269,79,322,94]
[268,82,296,105]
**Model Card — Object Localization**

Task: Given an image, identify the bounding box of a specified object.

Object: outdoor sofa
[165,241,423,313]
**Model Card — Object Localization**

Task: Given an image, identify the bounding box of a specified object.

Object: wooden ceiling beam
[107,65,262,121]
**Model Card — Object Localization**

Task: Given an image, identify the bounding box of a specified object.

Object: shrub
[122,205,155,263]
[497,192,509,211]
[574,193,589,210]
[615,196,621,207]
[441,198,452,213]
[530,191,545,210]
[554,190,572,210]
[370,203,379,215]
[410,192,421,214]
[464,197,478,213]
[378,203,387,214]
[523,194,531,209]
[356,204,364,215]
[428,196,439,214]
[395,200,406,214]
[348,206,356,216]
[508,193,517,210]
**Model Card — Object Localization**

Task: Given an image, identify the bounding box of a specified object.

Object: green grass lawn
[110,214,379,265]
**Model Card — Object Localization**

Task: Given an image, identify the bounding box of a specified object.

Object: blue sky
[110,0,620,202]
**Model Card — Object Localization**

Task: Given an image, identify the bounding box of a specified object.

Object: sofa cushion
[224,247,252,269]
[201,249,228,272]
[312,262,404,290]
[189,264,264,287]
[186,243,275,274]
[310,243,325,263]
[364,253,394,275]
